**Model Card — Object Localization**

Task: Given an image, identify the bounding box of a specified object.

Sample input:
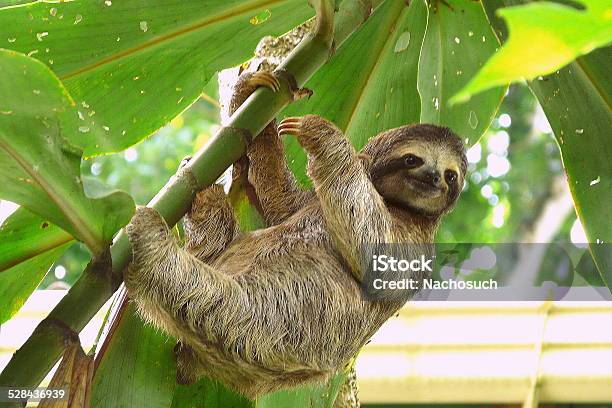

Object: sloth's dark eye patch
[404,154,423,168]
[445,169,458,184]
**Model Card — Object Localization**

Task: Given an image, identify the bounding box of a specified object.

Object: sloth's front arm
[229,72,311,226]
[279,115,396,280]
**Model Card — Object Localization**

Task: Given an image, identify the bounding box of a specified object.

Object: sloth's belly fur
[176,212,401,396]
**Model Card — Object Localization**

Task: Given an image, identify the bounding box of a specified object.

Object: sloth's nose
[424,169,441,186]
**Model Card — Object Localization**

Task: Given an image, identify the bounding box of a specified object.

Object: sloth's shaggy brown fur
[124,72,467,398]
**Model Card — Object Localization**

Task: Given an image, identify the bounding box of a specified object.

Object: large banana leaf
[0,50,134,254]
[419,0,505,142]
[256,374,347,408]
[483,0,612,287]
[528,48,612,285]
[0,0,313,156]
[0,208,73,323]
[171,379,252,408]
[453,0,612,102]
[0,208,73,273]
[91,299,178,408]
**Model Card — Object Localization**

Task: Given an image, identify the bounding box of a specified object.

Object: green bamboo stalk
[0,0,382,395]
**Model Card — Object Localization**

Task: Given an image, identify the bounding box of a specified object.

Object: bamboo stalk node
[86,248,116,285]
[174,164,202,197]
[40,317,80,345]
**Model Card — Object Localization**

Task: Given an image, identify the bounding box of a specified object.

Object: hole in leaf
[249,9,271,25]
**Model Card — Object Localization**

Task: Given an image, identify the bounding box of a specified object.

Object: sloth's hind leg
[125,206,245,337]
[184,184,240,263]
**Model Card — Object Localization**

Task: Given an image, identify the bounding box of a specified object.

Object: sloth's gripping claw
[248,71,281,93]
[228,71,281,116]
[277,116,304,137]
[277,114,338,152]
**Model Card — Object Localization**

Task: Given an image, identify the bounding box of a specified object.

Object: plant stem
[0,0,382,394]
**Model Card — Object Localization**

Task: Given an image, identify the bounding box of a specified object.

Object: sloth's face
[366,125,466,218]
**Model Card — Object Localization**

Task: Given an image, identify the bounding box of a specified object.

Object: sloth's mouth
[406,176,441,194]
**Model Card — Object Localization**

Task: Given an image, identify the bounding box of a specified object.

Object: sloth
[124,71,467,398]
